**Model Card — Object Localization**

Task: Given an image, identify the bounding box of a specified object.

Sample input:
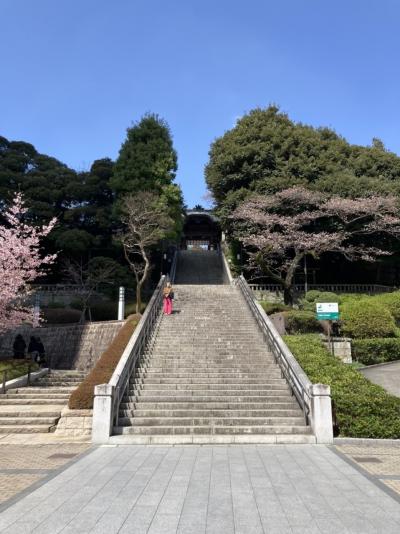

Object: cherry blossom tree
[0,194,56,332]
[233,187,400,304]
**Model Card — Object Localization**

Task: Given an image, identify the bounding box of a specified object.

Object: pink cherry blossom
[0,194,56,332]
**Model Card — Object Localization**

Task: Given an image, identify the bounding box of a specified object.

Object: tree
[0,194,56,332]
[205,106,400,216]
[110,114,178,196]
[63,257,118,322]
[233,187,400,304]
[120,192,174,313]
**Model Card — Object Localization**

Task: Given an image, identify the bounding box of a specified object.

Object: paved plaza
[0,444,400,533]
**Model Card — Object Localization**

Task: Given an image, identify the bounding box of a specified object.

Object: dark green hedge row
[69,315,140,409]
[352,338,400,365]
[284,334,400,438]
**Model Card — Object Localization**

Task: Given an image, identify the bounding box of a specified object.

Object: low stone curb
[334,437,400,446]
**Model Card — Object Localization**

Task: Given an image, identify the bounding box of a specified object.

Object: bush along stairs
[114,264,314,444]
[0,370,86,433]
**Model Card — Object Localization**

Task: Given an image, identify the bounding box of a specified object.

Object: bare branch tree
[120,192,173,313]
[63,257,118,322]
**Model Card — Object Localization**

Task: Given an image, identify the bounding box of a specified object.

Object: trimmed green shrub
[69,314,140,409]
[372,292,400,324]
[260,302,291,315]
[285,334,400,438]
[283,311,322,334]
[352,338,400,365]
[340,299,397,339]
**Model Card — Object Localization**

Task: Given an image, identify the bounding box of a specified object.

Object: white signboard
[316,302,339,320]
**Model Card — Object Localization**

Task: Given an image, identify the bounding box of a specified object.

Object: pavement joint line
[330,445,400,505]
[0,469,53,475]
[0,445,97,515]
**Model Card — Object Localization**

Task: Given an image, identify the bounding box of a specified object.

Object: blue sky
[1,0,400,207]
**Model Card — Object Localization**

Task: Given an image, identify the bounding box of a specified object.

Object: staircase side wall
[0,321,124,371]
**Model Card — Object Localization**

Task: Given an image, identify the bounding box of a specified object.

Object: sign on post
[316,302,339,321]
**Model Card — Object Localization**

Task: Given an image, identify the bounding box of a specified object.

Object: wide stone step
[7,387,75,394]
[0,409,62,417]
[108,434,316,445]
[133,377,285,385]
[139,365,280,372]
[120,409,303,418]
[113,425,311,435]
[124,393,294,403]
[0,424,56,434]
[2,393,70,400]
[135,372,283,380]
[124,401,299,410]
[119,416,305,426]
[137,383,290,392]
[0,398,67,405]
[0,416,59,425]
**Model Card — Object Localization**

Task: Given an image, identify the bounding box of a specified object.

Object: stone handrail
[236,275,333,443]
[92,276,166,442]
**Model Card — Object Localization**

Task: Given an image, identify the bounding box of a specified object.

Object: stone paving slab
[0,443,91,508]
[335,443,400,498]
[1,444,400,533]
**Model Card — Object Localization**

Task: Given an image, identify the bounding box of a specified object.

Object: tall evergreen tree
[110,114,178,195]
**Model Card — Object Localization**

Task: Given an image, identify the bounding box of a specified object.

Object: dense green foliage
[285,334,400,438]
[283,311,322,334]
[206,105,400,216]
[352,338,400,365]
[1,113,184,288]
[371,292,400,324]
[340,298,397,339]
[260,302,291,315]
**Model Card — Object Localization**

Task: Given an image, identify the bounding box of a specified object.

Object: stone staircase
[174,250,226,284]
[113,282,314,444]
[0,370,85,433]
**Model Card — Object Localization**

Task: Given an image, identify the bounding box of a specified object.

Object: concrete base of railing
[92,383,114,443]
[309,383,333,444]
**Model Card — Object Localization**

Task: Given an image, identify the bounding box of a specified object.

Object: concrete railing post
[92,384,114,443]
[309,383,333,444]
[118,286,125,321]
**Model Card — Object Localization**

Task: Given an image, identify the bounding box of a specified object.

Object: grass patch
[68,314,140,409]
[0,360,39,381]
[284,334,400,438]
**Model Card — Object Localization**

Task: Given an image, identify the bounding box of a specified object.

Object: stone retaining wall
[0,321,124,371]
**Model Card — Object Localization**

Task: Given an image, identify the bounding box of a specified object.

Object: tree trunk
[283,252,304,306]
[136,282,142,315]
[283,285,293,306]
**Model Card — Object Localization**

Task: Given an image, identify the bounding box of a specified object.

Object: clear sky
[1,0,400,207]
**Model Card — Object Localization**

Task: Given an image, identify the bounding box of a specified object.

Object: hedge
[260,302,291,315]
[283,310,322,334]
[284,334,400,438]
[69,314,140,409]
[372,292,400,324]
[352,338,400,365]
[340,298,397,339]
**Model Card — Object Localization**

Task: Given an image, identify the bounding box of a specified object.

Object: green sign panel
[316,312,340,320]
